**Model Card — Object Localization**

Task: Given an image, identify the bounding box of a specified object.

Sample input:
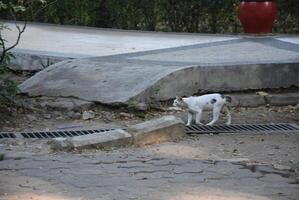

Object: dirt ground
[1,93,299,131]
[1,70,299,132]
[1,132,299,200]
[1,99,299,177]
[1,113,299,200]
[1,73,299,200]
[1,70,299,180]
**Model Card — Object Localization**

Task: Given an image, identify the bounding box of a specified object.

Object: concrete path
[4,23,299,105]
[4,22,236,58]
[1,138,298,200]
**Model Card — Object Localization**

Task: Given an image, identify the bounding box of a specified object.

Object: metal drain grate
[1,123,299,139]
[0,133,17,139]
[0,129,115,139]
[186,123,299,134]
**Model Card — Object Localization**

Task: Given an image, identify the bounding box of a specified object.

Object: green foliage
[0,0,46,100]
[0,23,16,99]
[275,0,299,33]
[0,78,18,98]
[1,0,296,33]
[0,1,23,99]
[0,51,17,99]
[158,0,240,33]
[0,52,14,75]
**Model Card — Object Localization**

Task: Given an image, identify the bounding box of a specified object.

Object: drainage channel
[186,123,299,135]
[1,123,299,139]
[0,129,115,139]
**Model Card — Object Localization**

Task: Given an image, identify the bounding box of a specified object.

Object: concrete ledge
[225,92,299,108]
[266,93,299,106]
[136,63,299,103]
[127,115,186,146]
[10,51,70,71]
[14,96,94,112]
[230,94,265,107]
[51,129,132,150]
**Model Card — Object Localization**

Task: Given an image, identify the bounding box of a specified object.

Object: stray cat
[173,93,232,126]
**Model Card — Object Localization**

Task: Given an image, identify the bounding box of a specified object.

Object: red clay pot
[238,0,277,33]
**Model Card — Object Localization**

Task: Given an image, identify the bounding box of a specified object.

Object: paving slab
[4,22,236,58]
[277,37,299,45]
[130,40,299,64]
[0,148,298,200]
[3,22,299,105]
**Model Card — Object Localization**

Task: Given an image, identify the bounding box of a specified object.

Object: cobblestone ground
[1,134,299,200]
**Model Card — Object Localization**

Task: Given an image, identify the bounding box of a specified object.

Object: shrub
[1,0,297,33]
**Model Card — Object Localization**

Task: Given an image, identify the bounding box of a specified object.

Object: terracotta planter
[238,0,277,33]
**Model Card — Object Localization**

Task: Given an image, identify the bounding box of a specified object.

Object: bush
[1,0,297,34]
[0,0,45,102]
[0,51,18,99]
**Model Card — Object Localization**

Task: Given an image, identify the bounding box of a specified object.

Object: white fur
[173,93,231,126]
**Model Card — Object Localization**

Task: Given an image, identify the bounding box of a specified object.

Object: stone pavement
[4,23,299,105]
[4,22,235,58]
[1,143,298,200]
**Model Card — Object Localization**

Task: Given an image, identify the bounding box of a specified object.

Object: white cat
[173,93,232,126]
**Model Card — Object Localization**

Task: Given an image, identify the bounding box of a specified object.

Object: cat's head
[173,96,185,107]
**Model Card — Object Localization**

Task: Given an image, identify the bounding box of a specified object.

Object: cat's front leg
[195,109,203,125]
[186,112,192,126]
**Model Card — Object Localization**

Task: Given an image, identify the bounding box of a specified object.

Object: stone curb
[50,115,186,150]
[51,138,71,151]
[127,115,186,146]
[51,129,132,150]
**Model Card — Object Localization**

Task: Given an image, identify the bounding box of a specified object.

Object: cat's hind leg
[223,105,231,125]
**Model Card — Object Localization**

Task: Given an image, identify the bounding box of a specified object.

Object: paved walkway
[1,138,298,200]
[4,23,299,105]
[4,22,236,58]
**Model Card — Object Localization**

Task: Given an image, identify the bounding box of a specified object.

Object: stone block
[50,129,132,150]
[67,129,132,150]
[127,115,185,146]
[266,93,299,106]
[10,51,68,71]
[51,138,70,150]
